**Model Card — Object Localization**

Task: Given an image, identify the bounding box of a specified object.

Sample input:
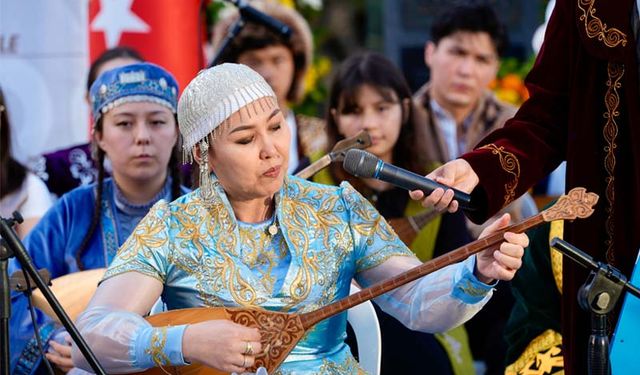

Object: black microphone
[342,149,474,210]
[227,0,292,38]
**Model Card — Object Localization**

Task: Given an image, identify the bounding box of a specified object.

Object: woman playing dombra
[72,63,528,374]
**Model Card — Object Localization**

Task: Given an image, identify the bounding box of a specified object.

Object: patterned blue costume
[75,175,494,374]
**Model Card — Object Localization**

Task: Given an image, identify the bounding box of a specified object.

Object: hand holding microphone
[342,149,477,212]
[415,158,480,212]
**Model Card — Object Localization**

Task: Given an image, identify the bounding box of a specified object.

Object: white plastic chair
[347,283,381,375]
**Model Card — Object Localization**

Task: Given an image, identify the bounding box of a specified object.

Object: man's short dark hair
[430,1,508,56]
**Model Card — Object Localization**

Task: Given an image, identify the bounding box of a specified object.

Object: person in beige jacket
[412,3,534,374]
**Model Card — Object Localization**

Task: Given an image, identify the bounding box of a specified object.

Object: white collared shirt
[430,98,473,160]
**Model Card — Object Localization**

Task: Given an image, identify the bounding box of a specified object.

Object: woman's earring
[198,138,214,202]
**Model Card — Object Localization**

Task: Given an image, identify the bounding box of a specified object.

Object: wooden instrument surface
[32,268,106,323]
[140,308,305,375]
[295,130,371,180]
[387,209,440,246]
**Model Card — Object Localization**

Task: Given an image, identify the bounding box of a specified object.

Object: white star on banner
[91,0,150,47]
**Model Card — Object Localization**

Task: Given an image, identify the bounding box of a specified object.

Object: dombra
[36,188,598,374]
[387,208,440,246]
[31,130,374,322]
[294,129,372,180]
[32,268,106,324]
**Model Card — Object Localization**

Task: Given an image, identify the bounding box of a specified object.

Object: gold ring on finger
[244,341,254,355]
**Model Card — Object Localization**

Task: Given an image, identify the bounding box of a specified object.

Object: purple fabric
[34,143,192,197]
[36,143,99,197]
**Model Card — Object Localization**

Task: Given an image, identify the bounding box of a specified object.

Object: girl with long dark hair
[318,52,476,374]
[8,63,188,374]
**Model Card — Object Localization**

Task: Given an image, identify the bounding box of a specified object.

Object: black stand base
[0,213,106,375]
[552,238,640,375]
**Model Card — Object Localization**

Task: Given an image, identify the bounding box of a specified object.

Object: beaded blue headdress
[89,62,179,124]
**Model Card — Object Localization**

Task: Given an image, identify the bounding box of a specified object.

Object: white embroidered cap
[177,63,277,155]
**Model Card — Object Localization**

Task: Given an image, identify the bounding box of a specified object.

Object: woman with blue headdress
[8,62,189,375]
[70,63,528,375]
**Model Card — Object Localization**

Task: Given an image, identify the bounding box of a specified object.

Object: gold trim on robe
[478,144,520,207]
[577,0,627,48]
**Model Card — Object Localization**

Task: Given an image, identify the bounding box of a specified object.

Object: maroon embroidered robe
[461,1,640,374]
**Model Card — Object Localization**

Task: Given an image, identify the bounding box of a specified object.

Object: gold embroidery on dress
[145,327,171,367]
[170,199,262,307]
[316,355,364,375]
[118,207,169,261]
[505,329,563,375]
[239,223,287,293]
[173,199,222,258]
[603,62,623,264]
[478,144,521,206]
[342,186,396,243]
[356,250,412,272]
[458,279,490,298]
[108,176,409,318]
[279,184,342,308]
[577,0,627,48]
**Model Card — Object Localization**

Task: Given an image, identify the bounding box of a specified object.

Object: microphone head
[343,149,379,178]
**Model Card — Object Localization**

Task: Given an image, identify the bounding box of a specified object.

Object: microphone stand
[1,242,10,375]
[0,212,106,375]
[209,0,292,67]
[210,17,246,67]
[550,237,640,375]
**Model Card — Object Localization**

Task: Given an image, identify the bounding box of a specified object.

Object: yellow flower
[278,0,296,9]
[304,65,318,94]
[303,56,332,95]
[495,88,521,106]
[316,56,331,76]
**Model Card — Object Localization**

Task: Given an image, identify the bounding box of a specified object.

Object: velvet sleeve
[461,0,572,223]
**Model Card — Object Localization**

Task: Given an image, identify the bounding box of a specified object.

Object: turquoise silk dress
[74,175,495,374]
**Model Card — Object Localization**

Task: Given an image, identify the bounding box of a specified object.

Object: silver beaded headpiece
[177,63,277,200]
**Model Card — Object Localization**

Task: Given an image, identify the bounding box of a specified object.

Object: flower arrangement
[279,0,332,117]
[490,56,535,106]
[297,55,332,116]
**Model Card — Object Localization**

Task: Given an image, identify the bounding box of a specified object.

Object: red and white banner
[0,0,204,166]
[89,0,204,93]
